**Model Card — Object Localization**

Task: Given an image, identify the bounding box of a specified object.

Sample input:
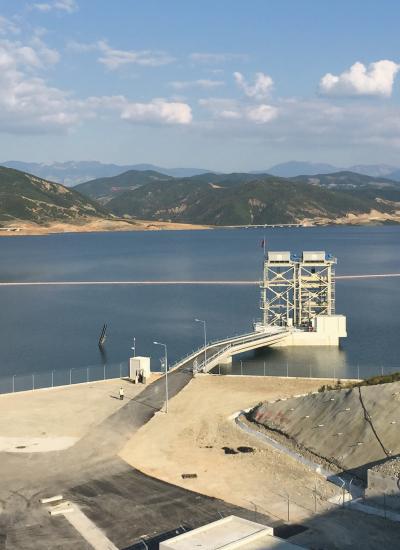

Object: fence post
[119,363,122,379]
[87,367,89,383]
[69,369,72,385]
[240,361,243,376]
[309,364,312,378]
[12,375,15,393]
[52,370,54,388]
[357,364,360,381]
[32,373,35,391]
[263,361,266,376]
[381,365,384,376]
[286,361,289,378]
[287,495,290,522]
[314,483,317,513]
[103,364,106,380]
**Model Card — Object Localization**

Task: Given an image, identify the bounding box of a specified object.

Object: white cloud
[199,97,278,124]
[68,40,174,69]
[319,60,400,97]
[0,40,79,133]
[0,16,20,35]
[234,71,273,100]
[86,96,192,125]
[32,0,78,13]
[66,40,98,53]
[121,99,192,125]
[190,52,247,64]
[169,79,224,90]
[246,104,278,123]
[199,94,400,155]
[98,41,174,69]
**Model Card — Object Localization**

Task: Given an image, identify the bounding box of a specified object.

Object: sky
[1,0,400,171]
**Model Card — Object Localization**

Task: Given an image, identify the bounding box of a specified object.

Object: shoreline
[0,212,399,237]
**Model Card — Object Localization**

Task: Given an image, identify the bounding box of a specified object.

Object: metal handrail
[169,327,289,372]
[197,343,233,372]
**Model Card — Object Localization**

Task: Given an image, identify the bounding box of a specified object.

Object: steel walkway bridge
[170,328,289,374]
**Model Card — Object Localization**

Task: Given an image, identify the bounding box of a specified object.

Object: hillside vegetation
[1,165,400,228]
[74,170,174,203]
[104,172,400,226]
[0,166,107,225]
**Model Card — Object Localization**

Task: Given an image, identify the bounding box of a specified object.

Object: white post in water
[154,341,168,413]
[131,337,136,357]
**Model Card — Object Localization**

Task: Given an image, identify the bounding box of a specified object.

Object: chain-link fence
[0,361,130,395]
[212,360,400,381]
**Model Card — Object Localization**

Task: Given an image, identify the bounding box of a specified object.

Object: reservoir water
[0,225,399,386]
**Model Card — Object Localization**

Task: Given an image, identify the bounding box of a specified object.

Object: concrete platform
[0,377,157,442]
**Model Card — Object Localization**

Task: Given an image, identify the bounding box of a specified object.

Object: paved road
[0,368,280,549]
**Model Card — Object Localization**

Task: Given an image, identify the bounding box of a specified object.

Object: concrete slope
[249,381,400,481]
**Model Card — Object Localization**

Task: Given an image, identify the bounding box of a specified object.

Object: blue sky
[1,0,400,170]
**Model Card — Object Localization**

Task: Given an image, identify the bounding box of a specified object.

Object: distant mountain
[347,164,398,178]
[74,170,263,202]
[105,172,400,226]
[74,170,175,203]
[292,171,400,189]
[1,161,211,186]
[387,169,400,182]
[265,161,400,178]
[292,171,400,203]
[266,161,339,177]
[0,166,107,224]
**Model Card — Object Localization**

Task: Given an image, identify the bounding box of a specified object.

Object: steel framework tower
[260,250,336,328]
[297,251,336,326]
[260,251,296,327]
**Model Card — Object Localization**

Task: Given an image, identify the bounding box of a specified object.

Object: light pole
[195,318,207,368]
[153,341,168,413]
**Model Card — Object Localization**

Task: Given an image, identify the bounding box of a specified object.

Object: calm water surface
[0,226,399,382]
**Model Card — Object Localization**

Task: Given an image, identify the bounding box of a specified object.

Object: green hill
[74,170,174,203]
[105,174,400,225]
[0,166,107,225]
[292,170,400,190]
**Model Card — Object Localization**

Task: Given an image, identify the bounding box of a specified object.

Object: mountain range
[1,161,210,186]
[98,170,400,226]
[2,160,400,186]
[1,165,400,229]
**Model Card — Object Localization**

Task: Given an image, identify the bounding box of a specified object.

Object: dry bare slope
[248,380,400,481]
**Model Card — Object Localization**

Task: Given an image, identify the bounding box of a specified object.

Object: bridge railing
[196,344,233,373]
[169,327,288,372]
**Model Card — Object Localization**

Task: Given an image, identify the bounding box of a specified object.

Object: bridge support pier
[218,355,232,366]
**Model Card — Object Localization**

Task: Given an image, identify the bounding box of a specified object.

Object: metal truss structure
[260,251,336,328]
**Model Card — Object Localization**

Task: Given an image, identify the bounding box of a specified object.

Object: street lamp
[153,341,168,413]
[195,318,207,368]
